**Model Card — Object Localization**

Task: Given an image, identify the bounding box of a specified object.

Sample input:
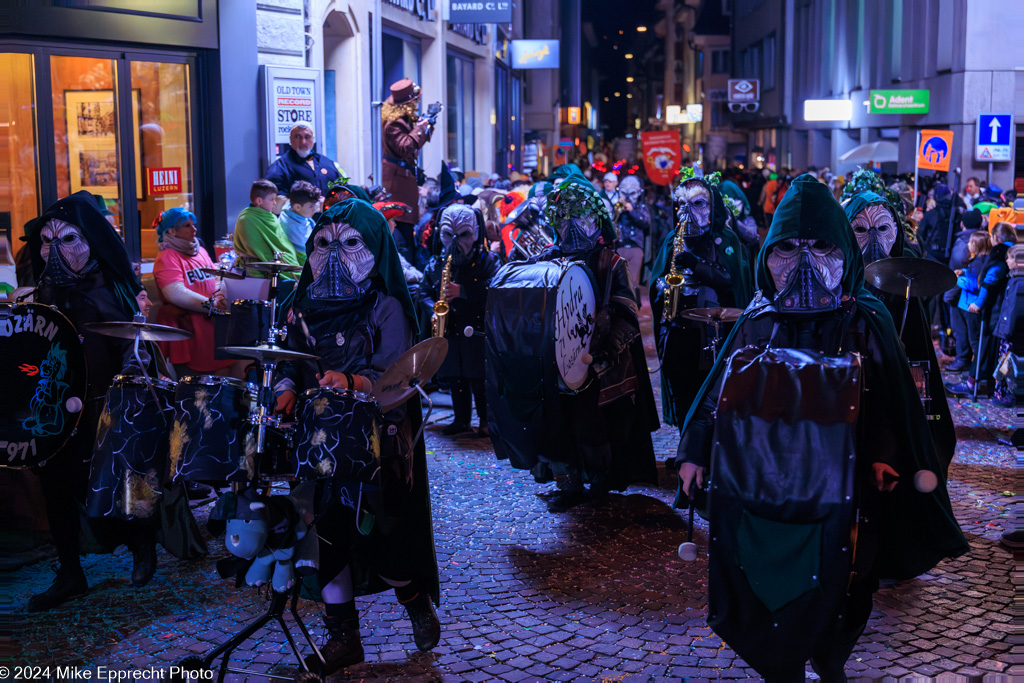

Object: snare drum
[293,387,383,489]
[215,299,273,360]
[87,375,176,519]
[171,375,258,482]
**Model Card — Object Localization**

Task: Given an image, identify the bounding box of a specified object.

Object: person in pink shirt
[152,208,232,378]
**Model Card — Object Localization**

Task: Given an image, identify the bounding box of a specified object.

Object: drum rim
[554,259,596,392]
[300,386,377,405]
[111,374,178,391]
[178,374,257,392]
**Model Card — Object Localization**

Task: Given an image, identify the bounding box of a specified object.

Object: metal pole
[913,130,920,210]
[988,162,993,187]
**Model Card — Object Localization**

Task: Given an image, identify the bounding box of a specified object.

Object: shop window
[382,32,421,101]
[50,55,125,235]
[131,61,193,261]
[0,53,39,276]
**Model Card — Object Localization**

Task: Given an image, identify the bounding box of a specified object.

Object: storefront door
[0,45,196,285]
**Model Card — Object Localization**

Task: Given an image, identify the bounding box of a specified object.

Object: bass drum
[171,375,258,482]
[87,375,176,520]
[0,303,88,469]
[484,258,596,470]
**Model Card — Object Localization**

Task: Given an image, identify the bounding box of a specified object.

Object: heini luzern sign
[869,90,930,114]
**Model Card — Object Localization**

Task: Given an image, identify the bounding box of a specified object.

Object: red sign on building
[148,167,182,195]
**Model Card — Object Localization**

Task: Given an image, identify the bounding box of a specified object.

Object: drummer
[273,198,440,675]
[21,192,162,610]
[675,175,967,679]
[650,170,752,432]
[152,208,234,379]
[844,190,956,472]
[422,204,499,437]
[531,171,659,511]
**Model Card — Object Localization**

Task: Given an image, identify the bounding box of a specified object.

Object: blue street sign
[976,113,1012,161]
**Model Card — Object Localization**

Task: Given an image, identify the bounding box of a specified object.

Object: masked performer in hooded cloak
[422,204,499,436]
[489,173,658,511]
[612,174,651,297]
[844,191,956,474]
[22,191,163,610]
[274,198,440,675]
[675,175,968,681]
[650,172,753,428]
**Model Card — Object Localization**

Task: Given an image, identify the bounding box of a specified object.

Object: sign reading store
[258,65,324,166]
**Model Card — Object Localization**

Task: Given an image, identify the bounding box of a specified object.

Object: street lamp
[626,77,634,83]
[624,53,634,59]
[637,26,647,32]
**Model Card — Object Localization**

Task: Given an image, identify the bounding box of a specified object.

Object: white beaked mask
[674,181,712,237]
[438,205,479,262]
[850,204,898,264]
[40,218,92,285]
[767,238,845,314]
[308,223,375,301]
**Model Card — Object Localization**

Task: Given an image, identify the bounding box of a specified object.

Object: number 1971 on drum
[2,439,38,462]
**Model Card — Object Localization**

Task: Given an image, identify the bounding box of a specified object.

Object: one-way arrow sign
[976,113,1011,162]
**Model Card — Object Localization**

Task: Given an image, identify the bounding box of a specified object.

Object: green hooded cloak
[293,198,419,336]
[545,174,618,246]
[677,174,967,580]
[843,191,956,471]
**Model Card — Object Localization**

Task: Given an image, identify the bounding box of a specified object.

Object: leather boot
[27,564,88,612]
[308,615,363,675]
[130,540,158,587]
[404,593,441,651]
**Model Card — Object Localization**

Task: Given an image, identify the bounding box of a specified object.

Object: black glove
[674,250,699,269]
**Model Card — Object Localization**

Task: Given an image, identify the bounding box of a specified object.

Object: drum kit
[1,259,449,681]
[679,306,743,361]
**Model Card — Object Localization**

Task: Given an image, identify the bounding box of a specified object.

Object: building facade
[0,0,531,288]
[729,0,1020,190]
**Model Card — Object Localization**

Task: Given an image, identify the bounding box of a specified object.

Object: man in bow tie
[265,124,343,210]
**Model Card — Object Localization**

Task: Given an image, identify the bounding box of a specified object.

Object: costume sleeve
[385,121,427,163]
[160,281,208,313]
[421,257,441,309]
[264,159,291,196]
[366,296,413,388]
[626,205,651,233]
[976,264,1005,308]
[956,273,979,293]
[153,251,185,289]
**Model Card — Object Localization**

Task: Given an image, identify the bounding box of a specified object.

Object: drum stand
[129,314,170,426]
[187,582,325,681]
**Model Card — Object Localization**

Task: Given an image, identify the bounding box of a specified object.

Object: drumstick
[297,311,326,376]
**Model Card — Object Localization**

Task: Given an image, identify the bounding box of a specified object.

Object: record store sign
[260,66,323,163]
[449,1,512,23]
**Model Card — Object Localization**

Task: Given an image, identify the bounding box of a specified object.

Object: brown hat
[388,78,421,105]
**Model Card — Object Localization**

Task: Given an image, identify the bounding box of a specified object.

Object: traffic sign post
[918,129,954,172]
[975,113,1011,162]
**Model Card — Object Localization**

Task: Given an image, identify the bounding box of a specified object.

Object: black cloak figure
[23,191,160,611]
[276,198,439,675]
[675,175,968,680]
[844,191,956,473]
[422,203,500,436]
[487,172,659,511]
[650,173,753,428]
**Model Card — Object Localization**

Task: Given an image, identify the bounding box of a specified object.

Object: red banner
[148,167,182,195]
[640,131,681,186]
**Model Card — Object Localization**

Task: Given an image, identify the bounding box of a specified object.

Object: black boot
[130,540,158,587]
[27,564,88,612]
[403,593,441,652]
[308,615,363,675]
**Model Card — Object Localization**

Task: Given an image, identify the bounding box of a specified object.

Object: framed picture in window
[64,89,143,199]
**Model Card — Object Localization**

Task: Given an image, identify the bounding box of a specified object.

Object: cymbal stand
[194,582,325,682]
[130,314,168,426]
[898,274,912,339]
[250,358,280,456]
[411,379,433,448]
[266,251,286,344]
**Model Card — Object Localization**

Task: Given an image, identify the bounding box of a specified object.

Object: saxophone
[431,253,453,338]
[660,217,687,322]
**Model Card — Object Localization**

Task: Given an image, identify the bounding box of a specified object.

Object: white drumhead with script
[554,262,596,391]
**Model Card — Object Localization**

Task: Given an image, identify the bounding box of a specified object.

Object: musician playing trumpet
[650,170,753,432]
[422,204,499,436]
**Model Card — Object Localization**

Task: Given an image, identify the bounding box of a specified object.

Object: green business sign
[869,89,930,114]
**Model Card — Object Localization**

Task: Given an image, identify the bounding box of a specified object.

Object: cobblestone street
[8,308,1016,682]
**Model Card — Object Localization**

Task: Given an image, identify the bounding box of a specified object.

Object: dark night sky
[582,0,662,139]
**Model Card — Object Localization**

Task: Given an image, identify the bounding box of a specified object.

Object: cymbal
[864,257,956,298]
[84,321,193,342]
[374,338,449,412]
[220,345,319,362]
[247,260,303,274]
[199,266,245,280]
[679,307,743,324]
